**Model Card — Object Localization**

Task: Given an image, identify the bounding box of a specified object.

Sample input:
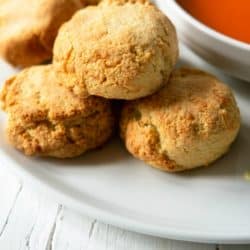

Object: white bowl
[155,0,250,82]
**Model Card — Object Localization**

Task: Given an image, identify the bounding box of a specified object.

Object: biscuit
[120,68,240,172]
[53,2,178,100]
[0,0,84,67]
[85,0,100,5]
[86,0,147,5]
[0,65,114,158]
[100,0,149,5]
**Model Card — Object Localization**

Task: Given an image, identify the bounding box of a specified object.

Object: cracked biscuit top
[53,2,178,100]
[120,68,240,172]
[0,0,84,67]
[0,65,114,158]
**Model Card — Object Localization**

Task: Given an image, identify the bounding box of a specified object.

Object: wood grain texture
[50,207,95,250]
[0,168,21,237]
[87,222,216,250]
[0,176,58,249]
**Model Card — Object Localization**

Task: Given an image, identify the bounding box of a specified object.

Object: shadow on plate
[39,137,130,168]
[42,121,250,178]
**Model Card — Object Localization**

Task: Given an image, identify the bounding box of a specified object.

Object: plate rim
[1,149,250,244]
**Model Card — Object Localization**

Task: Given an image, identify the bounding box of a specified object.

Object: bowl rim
[164,0,250,50]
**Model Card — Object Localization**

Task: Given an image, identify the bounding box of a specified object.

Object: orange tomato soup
[177,0,250,44]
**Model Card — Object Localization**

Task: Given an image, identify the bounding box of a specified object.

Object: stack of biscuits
[0,0,240,172]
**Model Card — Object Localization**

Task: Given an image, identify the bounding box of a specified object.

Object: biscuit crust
[120,68,241,172]
[0,0,84,67]
[1,65,114,158]
[53,2,178,99]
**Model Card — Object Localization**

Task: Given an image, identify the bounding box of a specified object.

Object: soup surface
[177,0,250,44]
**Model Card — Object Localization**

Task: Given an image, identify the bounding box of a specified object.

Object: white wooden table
[0,166,249,250]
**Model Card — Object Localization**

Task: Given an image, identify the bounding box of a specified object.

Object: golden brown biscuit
[0,0,84,67]
[0,65,114,158]
[53,2,178,100]
[86,0,147,5]
[85,0,101,4]
[100,0,149,5]
[120,68,240,172]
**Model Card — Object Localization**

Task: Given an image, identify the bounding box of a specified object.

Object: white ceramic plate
[0,46,250,244]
